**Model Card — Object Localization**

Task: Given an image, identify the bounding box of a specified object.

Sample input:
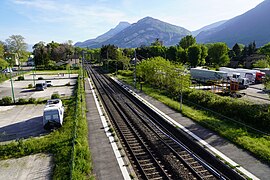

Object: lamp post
[133,50,137,89]
[6,57,15,104]
[175,68,184,112]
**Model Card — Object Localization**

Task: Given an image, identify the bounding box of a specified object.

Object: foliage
[0,59,8,70]
[187,44,207,67]
[252,58,270,68]
[259,42,270,56]
[18,98,28,105]
[178,35,196,49]
[5,35,27,61]
[207,42,230,67]
[118,70,133,77]
[117,74,270,164]
[33,41,75,68]
[137,56,190,95]
[100,44,119,60]
[28,97,36,103]
[1,96,12,105]
[17,76,24,81]
[0,73,93,179]
[51,93,60,99]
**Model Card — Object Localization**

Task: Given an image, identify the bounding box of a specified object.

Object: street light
[6,56,15,104]
[175,68,184,112]
[133,50,137,89]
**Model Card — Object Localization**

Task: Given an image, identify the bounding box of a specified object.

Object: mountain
[76,17,191,48]
[196,0,270,47]
[74,21,131,47]
[192,20,227,36]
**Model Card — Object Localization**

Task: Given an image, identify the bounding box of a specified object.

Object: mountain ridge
[196,0,270,47]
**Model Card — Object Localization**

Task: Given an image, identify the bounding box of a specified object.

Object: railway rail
[85,64,245,180]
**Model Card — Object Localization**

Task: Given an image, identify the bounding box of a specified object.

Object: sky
[0,0,265,45]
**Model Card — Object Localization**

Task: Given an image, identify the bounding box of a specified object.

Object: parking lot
[0,73,77,100]
[0,72,77,179]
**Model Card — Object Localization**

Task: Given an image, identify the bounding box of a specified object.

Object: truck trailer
[190,68,228,82]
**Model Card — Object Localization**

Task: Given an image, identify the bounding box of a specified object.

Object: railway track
[85,65,245,180]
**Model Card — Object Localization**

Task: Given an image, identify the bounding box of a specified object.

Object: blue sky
[0,0,264,45]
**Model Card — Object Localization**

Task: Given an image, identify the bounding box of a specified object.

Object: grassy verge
[117,74,270,165]
[0,72,93,179]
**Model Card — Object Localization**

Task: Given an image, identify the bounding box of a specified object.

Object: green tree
[178,35,196,49]
[0,44,4,59]
[187,44,207,67]
[259,43,270,56]
[252,56,270,68]
[232,43,241,57]
[33,41,47,66]
[100,44,119,60]
[188,45,201,67]
[0,59,8,69]
[207,42,230,67]
[5,35,27,61]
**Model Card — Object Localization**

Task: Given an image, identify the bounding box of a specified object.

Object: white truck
[190,68,228,82]
[190,67,249,89]
[43,99,64,130]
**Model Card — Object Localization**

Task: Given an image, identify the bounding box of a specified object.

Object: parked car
[45,80,52,87]
[2,68,12,73]
[35,83,47,91]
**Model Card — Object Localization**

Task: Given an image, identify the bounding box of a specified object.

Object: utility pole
[134,50,137,89]
[82,51,85,90]
[9,66,15,104]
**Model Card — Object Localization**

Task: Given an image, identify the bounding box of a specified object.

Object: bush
[28,84,33,88]
[38,77,44,80]
[51,93,60,99]
[17,76,25,81]
[0,99,3,105]
[118,70,133,76]
[2,96,13,105]
[28,97,36,103]
[18,98,28,105]
[183,89,270,132]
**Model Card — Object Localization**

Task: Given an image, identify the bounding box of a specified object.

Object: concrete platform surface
[85,79,125,180]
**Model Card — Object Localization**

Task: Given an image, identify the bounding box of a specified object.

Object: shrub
[18,98,28,105]
[28,97,36,103]
[2,96,13,105]
[118,70,133,76]
[38,77,44,80]
[51,93,60,99]
[28,84,33,88]
[0,99,3,105]
[17,76,25,81]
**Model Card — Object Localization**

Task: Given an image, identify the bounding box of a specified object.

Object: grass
[0,71,94,179]
[117,74,270,165]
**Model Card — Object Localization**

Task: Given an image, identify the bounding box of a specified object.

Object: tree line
[2,34,270,71]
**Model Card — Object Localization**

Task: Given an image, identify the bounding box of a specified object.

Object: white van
[43,99,64,129]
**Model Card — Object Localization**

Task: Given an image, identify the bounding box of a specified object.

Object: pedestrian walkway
[85,79,127,180]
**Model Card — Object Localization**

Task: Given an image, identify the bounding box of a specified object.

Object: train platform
[112,77,270,180]
[85,78,130,180]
